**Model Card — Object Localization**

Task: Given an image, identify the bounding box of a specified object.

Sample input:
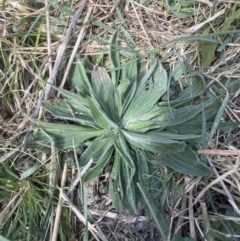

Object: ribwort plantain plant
[27,32,234,214]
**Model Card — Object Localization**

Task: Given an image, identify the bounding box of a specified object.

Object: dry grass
[0,0,240,240]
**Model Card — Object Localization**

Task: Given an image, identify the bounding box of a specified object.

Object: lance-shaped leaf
[126,119,165,133]
[168,122,237,135]
[109,152,123,211]
[123,62,168,122]
[114,85,123,119]
[88,96,118,129]
[122,130,186,154]
[122,55,138,114]
[48,84,89,107]
[136,59,158,94]
[136,150,150,192]
[118,160,137,214]
[128,98,218,132]
[43,98,90,116]
[114,132,135,170]
[136,106,171,121]
[83,148,114,182]
[151,131,202,143]
[117,78,130,97]
[69,57,92,96]
[138,183,170,240]
[109,31,120,86]
[172,100,220,126]
[155,98,216,127]
[123,55,138,83]
[26,121,105,151]
[160,76,206,107]
[126,102,211,133]
[124,106,173,132]
[91,66,118,121]
[42,100,95,126]
[158,146,212,176]
[79,134,113,167]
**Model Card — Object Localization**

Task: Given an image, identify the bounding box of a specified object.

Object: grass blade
[137,183,168,241]
[207,84,229,147]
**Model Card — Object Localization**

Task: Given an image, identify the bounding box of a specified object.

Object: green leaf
[135,106,171,121]
[159,146,212,176]
[69,57,92,96]
[171,99,220,126]
[160,76,206,107]
[91,66,113,101]
[221,8,240,31]
[123,62,168,122]
[154,131,201,143]
[109,152,123,211]
[87,96,118,129]
[159,98,216,127]
[117,78,130,97]
[218,78,240,95]
[20,161,40,180]
[83,148,113,182]
[91,66,119,121]
[137,183,168,241]
[122,55,138,113]
[127,98,217,132]
[0,235,11,241]
[118,160,137,214]
[207,91,229,147]
[136,150,150,191]
[198,7,240,68]
[167,122,237,135]
[48,84,89,106]
[114,132,135,170]
[43,98,90,115]
[171,61,187,83]
[136,59,158,93]
[109,31,120,86]
[123,130,186,154]
[123,55,138,83]
[79,135,113,167]
[114,85,123,119]
[198,27,217,68]
[27,120,105,151]
[172,237,196,241]
[42,100,95,126]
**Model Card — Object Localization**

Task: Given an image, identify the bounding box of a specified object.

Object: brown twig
[44,0,88,100]
[67,158,94,196]
[57,6,93,96]
[61,192,103,241]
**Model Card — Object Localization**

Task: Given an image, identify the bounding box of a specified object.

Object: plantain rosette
[27,34,233,213]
